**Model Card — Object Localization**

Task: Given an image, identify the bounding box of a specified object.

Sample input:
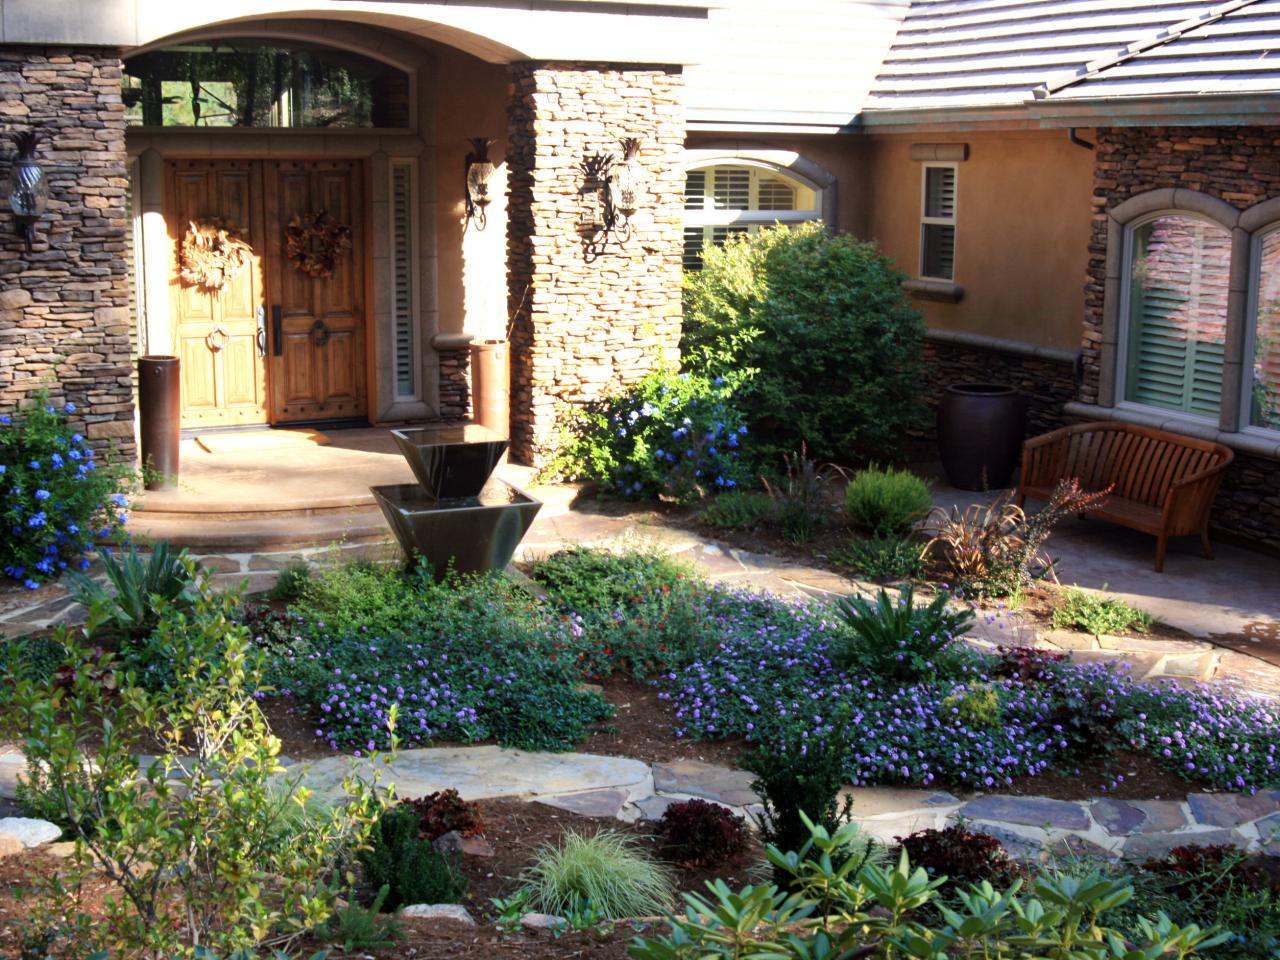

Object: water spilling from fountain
[370,424,541,577]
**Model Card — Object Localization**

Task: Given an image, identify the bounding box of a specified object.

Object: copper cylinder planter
[469,340,510,438]
[936,383,1026,491]
[138,355,180,490]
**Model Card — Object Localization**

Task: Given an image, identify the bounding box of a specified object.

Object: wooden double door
[166,158,367,428]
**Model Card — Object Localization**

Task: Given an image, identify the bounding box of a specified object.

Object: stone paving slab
[1120,829,1251,861]
[651,759,759,807]
[537,788,633,820]
[957,795,1091,831]
[1187,790,1280,827]
[1090,799,1187,837]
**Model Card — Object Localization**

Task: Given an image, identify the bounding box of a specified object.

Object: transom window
[123,40,410,129]
[682,164,819,269]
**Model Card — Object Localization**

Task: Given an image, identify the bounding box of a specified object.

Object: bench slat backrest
[1059,423,1229,509]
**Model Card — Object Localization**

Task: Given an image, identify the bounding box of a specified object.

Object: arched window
[682,164,821,269]
[1122,213,1231,419]
[123,39,410,129]
[1247,228,1280,432]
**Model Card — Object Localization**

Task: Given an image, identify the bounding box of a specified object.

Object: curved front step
[127,503,393,552]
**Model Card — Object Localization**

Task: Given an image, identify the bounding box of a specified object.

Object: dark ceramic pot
[937,383,1026,491]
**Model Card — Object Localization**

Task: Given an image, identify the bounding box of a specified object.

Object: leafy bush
[543,368,748,503]
[68,542,199,642]
[520,830,675,919]
[844,465,932,537]
[269,562,612,751]
[699,490,771,531]
[360,804,466,910]
[0,631,65,684]
[531,545,691,615]
[5,578,383,957]
[830,533,924,581]
[682,222,927,464]
[992,644,1067,683]
[833,585,975,682]
[741,733,853,876]
[405,788,485,841]
[940,682,1002,729]
[268,560,312,603]
[0,392,132,588]
[632,818,1228,960]
[897,824,1024,891]
[1052,585,1155,635]
[923,481,1112,597]
[657,799,748,867]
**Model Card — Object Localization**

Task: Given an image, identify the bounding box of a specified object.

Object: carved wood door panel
[264,159,367,424]
[165,159,268,428]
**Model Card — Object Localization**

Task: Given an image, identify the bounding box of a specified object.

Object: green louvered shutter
[1124,216,1230,418]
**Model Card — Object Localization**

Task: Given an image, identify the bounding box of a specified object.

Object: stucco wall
[863,129,1095,352]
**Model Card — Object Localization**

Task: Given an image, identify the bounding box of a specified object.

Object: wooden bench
[1015,422,1233,572]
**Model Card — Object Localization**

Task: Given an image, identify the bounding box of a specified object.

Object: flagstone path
[3,747,1276,865]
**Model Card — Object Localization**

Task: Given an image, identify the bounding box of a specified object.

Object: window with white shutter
[1247,229,1280,432]
[920,164,957,281]
[390,161,418,399]
[1123,215,1230,418]
[682,163,820,269]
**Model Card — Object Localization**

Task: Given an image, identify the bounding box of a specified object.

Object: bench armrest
[1161,455,1234,535]
[1018,426,1075,496]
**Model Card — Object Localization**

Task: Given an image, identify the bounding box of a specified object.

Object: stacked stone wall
[0,47,133,456]
[919,337,1078,440]
[1085,126,1280,553]
[437,346,471,421]
[506,61,684,465]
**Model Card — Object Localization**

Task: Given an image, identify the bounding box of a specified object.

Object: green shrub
[761,445,835,545]
[360,804,466,910]
[1052,585,1155,635]
[267,560,312,603]
[844,465,931,537]
[531,545,691,614]
[0,390,133,588]
[833,585,975,682]
[520,830,675,920]
[699,490,771,531]
[830,533,924,581]
[683,222,927,464]
[0,631,65,684]
[632,818,1230,960]
[940,682,1002,729]
[542,367,748,503]
[4,577,384,958]
[69,542,199,643]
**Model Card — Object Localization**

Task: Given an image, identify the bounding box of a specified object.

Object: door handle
[271,305,282,357]
[256,306,267,357]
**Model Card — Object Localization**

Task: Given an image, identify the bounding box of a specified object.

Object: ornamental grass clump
[520,830,675,919]
[0,390,132,588]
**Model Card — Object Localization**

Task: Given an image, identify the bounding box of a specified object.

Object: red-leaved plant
[658,798,748,867]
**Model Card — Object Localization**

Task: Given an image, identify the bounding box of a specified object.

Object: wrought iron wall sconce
[580,138,646,259]
[7,132,48,252]
[464,137,496,231]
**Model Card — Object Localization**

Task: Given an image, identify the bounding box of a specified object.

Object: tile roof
[865,0,1280,112]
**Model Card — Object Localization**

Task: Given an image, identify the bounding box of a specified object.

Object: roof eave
[1028,91,1280,127]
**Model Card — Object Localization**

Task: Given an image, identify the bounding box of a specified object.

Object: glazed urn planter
[936,382,1026,491]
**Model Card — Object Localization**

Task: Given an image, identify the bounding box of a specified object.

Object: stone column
[0,47,133,458]
[506,61,685,466]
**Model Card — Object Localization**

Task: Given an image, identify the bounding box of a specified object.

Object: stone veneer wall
[920,337,1077,440]
[1084,126,1280,552]
[506,61,684,465]
[0,47,133,456]
[437,346,471,421]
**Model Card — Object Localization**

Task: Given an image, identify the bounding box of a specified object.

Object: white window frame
[919,162,958,281]
[1242,225,1280,440]
[1115,210,1229,430]
[682,160,824,268]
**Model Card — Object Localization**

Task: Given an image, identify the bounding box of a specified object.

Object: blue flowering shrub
[264,561,612,752]
[543,368,748,503]
[0,392,131,588]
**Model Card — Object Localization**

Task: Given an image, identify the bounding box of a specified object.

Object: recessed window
[1248,229,1280,431]
[123,40,410,128]
[920,164,957,280]
[1123,215,1230,418]
[682,164,819,269]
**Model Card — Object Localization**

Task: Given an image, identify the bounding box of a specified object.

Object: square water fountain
[371,424,541,577]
